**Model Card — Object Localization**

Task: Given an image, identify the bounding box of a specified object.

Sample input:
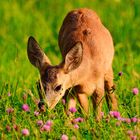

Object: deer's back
[59,8,114,73]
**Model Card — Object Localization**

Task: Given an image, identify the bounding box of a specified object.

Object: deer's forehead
[41,67,59,83]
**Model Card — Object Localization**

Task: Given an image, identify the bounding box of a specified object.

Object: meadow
[0,0,140,139]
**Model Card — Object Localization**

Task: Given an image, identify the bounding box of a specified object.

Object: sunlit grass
[0,0,140,139]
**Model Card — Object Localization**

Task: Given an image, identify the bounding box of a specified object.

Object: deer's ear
[64,42,83,73]
[27,36,51,70]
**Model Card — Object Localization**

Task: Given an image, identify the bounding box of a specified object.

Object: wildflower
[34,111,39,116]
[130,135,137,140]
[132,88,139,95]
[118,117,125,122]
[127,130,133,136]
[61,134,68,140]
[13,124,19,131]
[77,117,84,122]
[22,104,30,112]
[74,124,79,129]
[118,72,123,76]
[41,125,51,132]
[6,125,11,132]
[6,108,14,114]
[73,117,84,123]
[109,111,114,117]
[62,99,66,105]
[21,129,29,136]
[113,111,121,118]
[109,111,120,119]
[37,120,43,127]
[131,117,137,123]
[124,118,131,124]
[69,107,77,113]
[46,120,53,126]
[101,112,104,117]
[8,92,11,96]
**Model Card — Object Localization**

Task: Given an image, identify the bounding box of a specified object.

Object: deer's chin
[47,93,65,110]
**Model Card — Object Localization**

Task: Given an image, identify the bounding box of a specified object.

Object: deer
[27,8,118,120]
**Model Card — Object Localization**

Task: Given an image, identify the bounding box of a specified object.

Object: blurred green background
[0,0,140,88]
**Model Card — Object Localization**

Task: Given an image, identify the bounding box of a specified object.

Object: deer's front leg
[77,93,89,114]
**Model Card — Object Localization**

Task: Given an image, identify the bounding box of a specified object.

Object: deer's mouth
[36,80,65,110]
[47,93,65,110]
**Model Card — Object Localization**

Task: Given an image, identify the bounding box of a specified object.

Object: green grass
[0,0,140,139]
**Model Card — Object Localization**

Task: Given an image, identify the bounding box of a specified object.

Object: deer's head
[27,36,83,109]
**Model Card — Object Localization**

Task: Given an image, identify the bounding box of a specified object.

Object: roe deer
[27,8,117,120]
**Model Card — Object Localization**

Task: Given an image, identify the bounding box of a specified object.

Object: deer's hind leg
[105,67,118,111]
[92,78,104,121]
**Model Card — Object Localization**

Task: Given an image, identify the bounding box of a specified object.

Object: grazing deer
[27,8,117,120]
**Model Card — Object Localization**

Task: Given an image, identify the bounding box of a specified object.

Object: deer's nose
[38,101,44,109]
[38,101,47,112]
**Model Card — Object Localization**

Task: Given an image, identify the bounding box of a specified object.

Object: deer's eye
[54,85,62,92]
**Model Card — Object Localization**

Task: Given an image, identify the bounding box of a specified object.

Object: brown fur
[41,66,58,83]
[27,8,118,120]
